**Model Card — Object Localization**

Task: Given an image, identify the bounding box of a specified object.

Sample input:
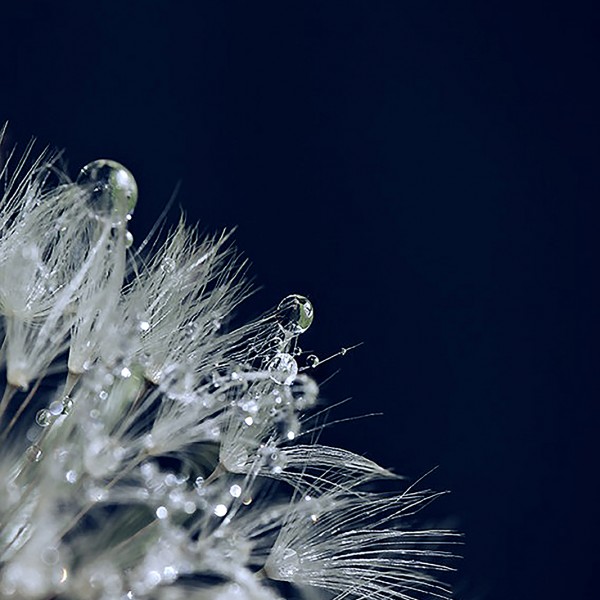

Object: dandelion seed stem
[205,461,227,485]
[1,521,28,558]
[64,370,80,397]
[0,383,17,425]
[110,519,158,554]
[36,223,111,349]
[1,374,44,442]
[122,377,150,422]
[56,450,149,541]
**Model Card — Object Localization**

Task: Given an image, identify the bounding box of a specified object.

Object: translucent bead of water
[268,352,298,386]
[77,159,138,226]
[276,295,314,335]
[25,444,43,462]
[125,230,134,248]
[306,354,320,368]
[35,409,52,427]
[62,396,73,414]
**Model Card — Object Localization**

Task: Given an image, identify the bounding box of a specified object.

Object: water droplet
[62,396,73,414]
[36,409,52,427]
[276,295,314,335]
[161,257,176,274]
[306,354,320,368]
[239,398,258,415]
[125,230,134,248]
[77,159,138,226]
[214,503,228,517]
[144,570,162,588]
[25,445,43,462]
[155,506,168,520]
[41,547,59,566]
[260,446,288,474]
[268,353,298,386]
[229,484,242,498]
[49,400,63,416]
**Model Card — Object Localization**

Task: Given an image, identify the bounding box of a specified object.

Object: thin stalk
[1,375,45,442]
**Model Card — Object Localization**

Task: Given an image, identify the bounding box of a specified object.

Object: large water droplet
[276,295,314,335]
[77,159,138,225]
[268,352,298,386]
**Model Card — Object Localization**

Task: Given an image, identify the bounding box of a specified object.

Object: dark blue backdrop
[1,2,598,599]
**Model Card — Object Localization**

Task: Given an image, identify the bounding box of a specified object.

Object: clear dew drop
[35,409,52,427]
[125,230,134,248]
[77,159,138,226]
[161,256,176,274]
[268,352,298,386]
[48,400,63,416]
[306,354,320,368]
[276,295,314,336]
[62,396,73,415]
[25,444,43,462]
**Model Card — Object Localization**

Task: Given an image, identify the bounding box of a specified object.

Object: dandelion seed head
[0,142,455,600]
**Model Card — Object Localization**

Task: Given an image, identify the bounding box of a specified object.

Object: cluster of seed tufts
[0,148,455,600]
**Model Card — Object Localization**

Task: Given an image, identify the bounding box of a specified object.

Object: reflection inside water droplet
[276,295,314,335]
[36,409,52,427]
[77,159,138,226]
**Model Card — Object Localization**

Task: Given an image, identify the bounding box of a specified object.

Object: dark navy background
[1,2,598,599]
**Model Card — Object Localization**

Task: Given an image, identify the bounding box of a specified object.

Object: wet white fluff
[0,140,456,600]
